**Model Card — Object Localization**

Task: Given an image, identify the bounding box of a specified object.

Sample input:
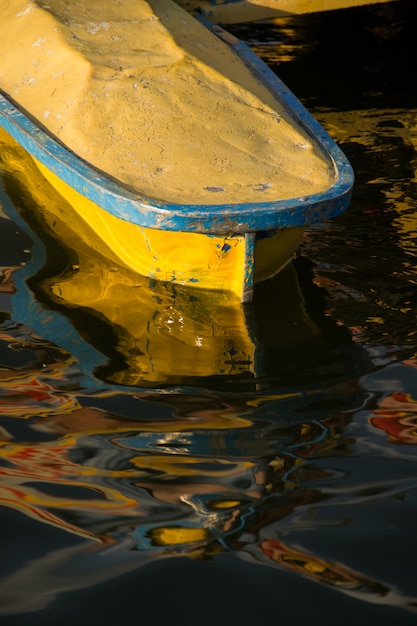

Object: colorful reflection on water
[1,2,417,624]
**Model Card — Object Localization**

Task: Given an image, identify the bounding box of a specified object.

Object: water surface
[1,2,417,624]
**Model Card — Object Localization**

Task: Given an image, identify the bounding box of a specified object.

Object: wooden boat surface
[0,0,354,301]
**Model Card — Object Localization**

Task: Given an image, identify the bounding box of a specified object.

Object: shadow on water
[1,2,417,625]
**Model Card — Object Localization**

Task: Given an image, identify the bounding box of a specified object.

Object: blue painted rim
[0,21,354,235]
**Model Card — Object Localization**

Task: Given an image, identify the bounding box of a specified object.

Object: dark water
[1,2,417,625]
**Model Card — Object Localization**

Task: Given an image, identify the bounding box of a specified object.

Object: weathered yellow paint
[34,152,308,300]
[34,158,249,299]
[0,0,334,205]
[180,0,398,24]
[35,156,306,299]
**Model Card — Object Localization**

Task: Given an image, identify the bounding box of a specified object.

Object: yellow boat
[179,0,399,25]
[0,124,325,388]
[0,0,353,302]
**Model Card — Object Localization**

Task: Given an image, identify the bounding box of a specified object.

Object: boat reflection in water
[0,125,358,393]
[1,127,416,616]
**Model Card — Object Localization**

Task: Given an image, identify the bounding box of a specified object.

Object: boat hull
[0,125,322,388]
[0,6,353,301]
[33,157,305,301]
